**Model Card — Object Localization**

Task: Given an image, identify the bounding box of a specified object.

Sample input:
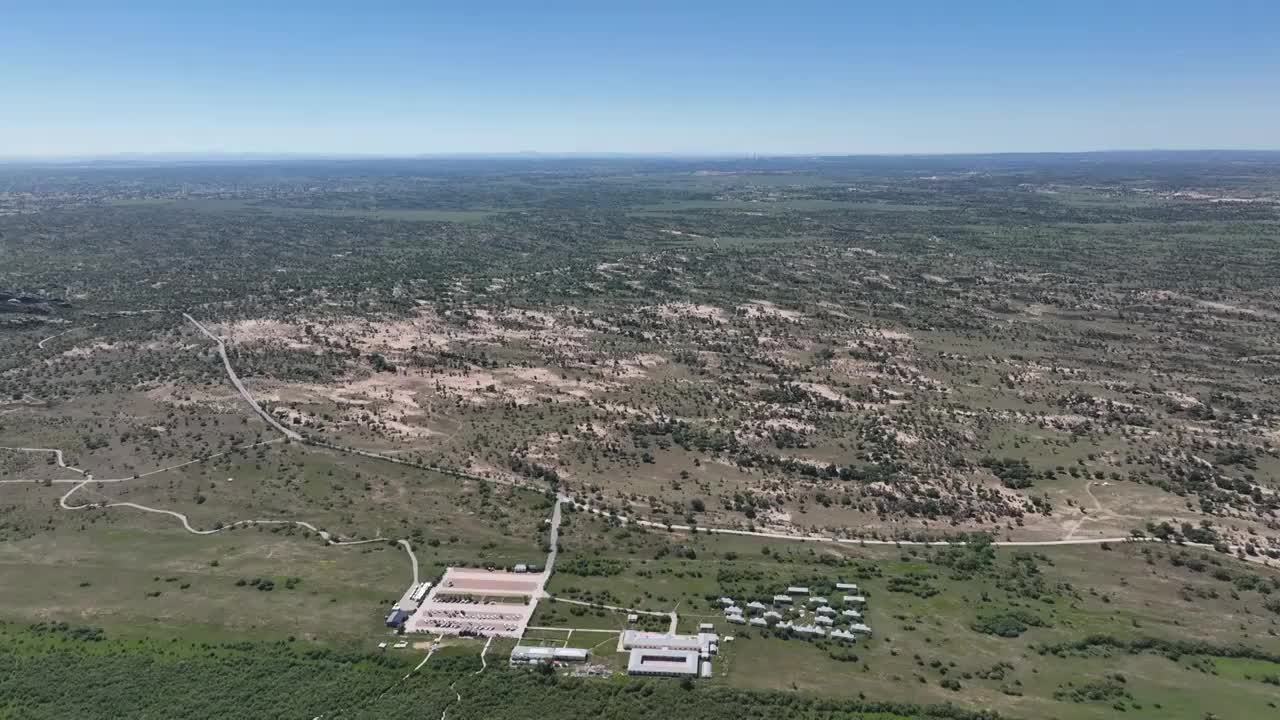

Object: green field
[6,153,1280,717]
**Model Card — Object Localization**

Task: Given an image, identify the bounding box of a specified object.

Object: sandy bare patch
[1163,391,1202,409]
[610,353,668,379]
[738,300,804,322]
[216,319,315,350]
[146,383,242,410]
[863,327,913,342]
[60,342,119,358]
[797,382,844,402]
[763,417,817,433]
[655,302,728,324]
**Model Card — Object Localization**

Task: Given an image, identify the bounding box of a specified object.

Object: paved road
[184,313,302,441]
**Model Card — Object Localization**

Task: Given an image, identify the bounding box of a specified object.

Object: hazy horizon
[4,1,1278,156]
[5,149,1280,165]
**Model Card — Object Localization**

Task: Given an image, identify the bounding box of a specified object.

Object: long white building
[510,646,589,665]
[623,630,719,678]
[627,649,701,677]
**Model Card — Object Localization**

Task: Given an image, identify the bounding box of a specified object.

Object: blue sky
[2,0,1277,155]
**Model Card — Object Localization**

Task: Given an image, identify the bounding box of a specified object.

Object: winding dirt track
[399,539,419,585]
[9,313,1276,569]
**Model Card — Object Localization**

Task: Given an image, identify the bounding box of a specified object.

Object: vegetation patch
[970,609,1048,638]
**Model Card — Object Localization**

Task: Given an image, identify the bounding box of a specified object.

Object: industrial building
[626,649,702,677]
[509,646,589,665]
[622,630,717,655]
[623,630,719,679]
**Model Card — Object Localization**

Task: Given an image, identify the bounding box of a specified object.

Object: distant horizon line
[3,148,1279,165]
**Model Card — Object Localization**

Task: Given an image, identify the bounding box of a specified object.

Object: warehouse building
[623,630,719,678]
[509,646,589,666]
[627,649,702,677]
[622,630,717,656]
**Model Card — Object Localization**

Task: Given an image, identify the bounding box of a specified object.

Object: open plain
[3,153,1280,719]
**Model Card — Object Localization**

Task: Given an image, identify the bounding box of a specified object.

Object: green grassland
[0,443,553,646]
[548,509,1280,719]
[5,154,1280,717]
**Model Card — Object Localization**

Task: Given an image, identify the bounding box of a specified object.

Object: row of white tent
[720,582,870,638]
